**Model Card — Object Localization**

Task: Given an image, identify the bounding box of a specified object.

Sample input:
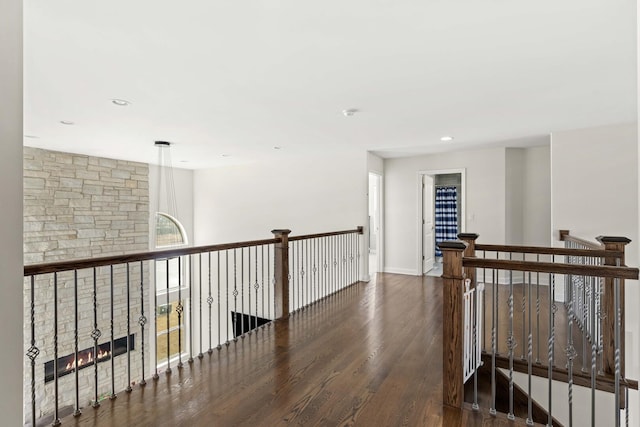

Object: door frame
[368,172,383,277]
[415,168,466,275]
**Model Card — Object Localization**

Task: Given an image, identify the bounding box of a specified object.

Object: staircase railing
[441,232,638,427]
[23,226,363,426]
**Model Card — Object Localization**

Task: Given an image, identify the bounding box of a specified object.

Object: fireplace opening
[44,334,135,383]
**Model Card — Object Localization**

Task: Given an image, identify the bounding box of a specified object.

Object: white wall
[193,151,368,248]
[523,144,551,246]
[505,148,525,245]
[551,122,639,425]
[367,152,384,176]
[0,0,23,423]
[149,165,194,248]
[384,146,506,274]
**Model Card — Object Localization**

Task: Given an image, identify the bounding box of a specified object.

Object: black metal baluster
[110,265,117,400]
[208,252,213,353]
[125,264,132,393]
[27,276,39,427]
[233,249,238,342]
[74,270,81,416]
[261,246,265,326]
[92,268,101,408]
[225,251,229,345]
[217,252,222,349]
[199,253,203,358]
[165,259,171,374]
[356,232,360,285]
[153,260,159,380]
[255,246,259,331]
[53,272,61,426]
[176,258,183,369]
[139,261,147,386]
[188,255,194,364]
[239,249,245,334]
[248,247,252,334]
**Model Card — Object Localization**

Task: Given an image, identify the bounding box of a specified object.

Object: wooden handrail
[24,226,365,276]
[462,257,639,280]
[24,237,281,276]
[559,229,603,250]
[475,244,622,259]
[288,226,363,242]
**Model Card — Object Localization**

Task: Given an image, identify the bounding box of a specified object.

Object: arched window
[155,212,188,248]
[154,212,189,365]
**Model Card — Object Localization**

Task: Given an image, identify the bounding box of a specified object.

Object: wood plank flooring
[62,273,536,427]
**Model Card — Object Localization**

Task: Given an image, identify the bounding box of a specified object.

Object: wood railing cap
[271,229,292,235]
[596,236,632,245]
[457,233,479,240]
[438,241,467,251]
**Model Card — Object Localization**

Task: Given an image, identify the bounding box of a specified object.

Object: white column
[0,0,23,424]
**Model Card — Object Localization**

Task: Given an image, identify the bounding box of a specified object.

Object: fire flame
[65,349,111,371]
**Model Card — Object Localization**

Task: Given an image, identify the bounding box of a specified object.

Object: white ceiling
[24,1,636,169]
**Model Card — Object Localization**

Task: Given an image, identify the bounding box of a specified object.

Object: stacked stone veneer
[23,147,150,423]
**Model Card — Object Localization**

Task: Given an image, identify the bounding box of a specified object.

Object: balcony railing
[441,232,638,426]
[23,226,363,426]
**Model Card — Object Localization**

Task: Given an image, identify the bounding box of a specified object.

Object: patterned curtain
[435,186,458,257]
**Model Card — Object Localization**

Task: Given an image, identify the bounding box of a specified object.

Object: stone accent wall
[23,147,150,422]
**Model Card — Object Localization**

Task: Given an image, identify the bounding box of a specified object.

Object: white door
[422,175,435,274]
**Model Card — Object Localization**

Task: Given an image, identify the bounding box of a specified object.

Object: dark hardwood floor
[62,273,538,426]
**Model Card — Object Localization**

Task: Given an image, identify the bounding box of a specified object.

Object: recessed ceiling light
[342,109,358,117]
[111,99,131,106]
[273,146,281,150]
[221,154,230,157]
[440,136,454,142]
[60,121,75,125]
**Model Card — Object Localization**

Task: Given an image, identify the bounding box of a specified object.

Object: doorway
[417,169,465,275]
[368,173,382,277]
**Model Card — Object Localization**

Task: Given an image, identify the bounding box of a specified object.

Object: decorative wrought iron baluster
[248,247,252,334]
[166,259,172,374]
[74,270,82,415]
[27,276,39,427]
[614,274,621,427]
[536,255,541,364]
[139,261,147,386]
[507,265,516,421]
[126,264,132,393]
[53,272,61,426]
[217,252,222,349]
[590,273,597,427]
[153,261,159,380]
[566,271,576,426]
[188,255,194,364]
[176,258,183,369]
[548,270,555,427]
[241,248,245,337]
[490,267,497,416]
[255,246,259,330]
[208,252,213,353]
[199,253,204,357]
[226,251,231,345]
[521,255,526,361]
[233,249,238,342]
[261,246,265,327]
[110,265,117,399]
[92,268,102,406]
[526,271,533,426]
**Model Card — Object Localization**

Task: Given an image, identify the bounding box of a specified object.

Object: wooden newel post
[272,229,291,319]
[458,233,479,287]
[596,235,631,378]
[440,240,468,409]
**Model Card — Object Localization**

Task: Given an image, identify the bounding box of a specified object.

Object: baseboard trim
[383,267,419,276]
